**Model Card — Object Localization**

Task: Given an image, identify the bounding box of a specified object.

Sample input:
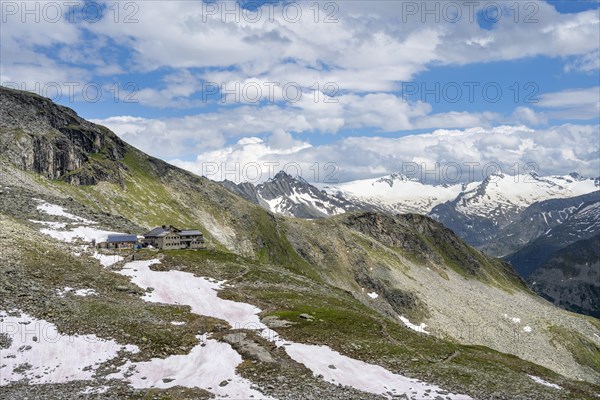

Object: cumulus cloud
[171,132,312,183]
[4,0,598,185]
[174,124,600,184]
[4,1,597,104]
[92,89,517,161]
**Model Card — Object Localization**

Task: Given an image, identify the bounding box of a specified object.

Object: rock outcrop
[0,86,128,185]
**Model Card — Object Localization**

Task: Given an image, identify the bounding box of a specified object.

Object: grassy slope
[146,244,600,399]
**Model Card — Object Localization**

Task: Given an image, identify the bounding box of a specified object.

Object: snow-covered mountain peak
[374,172,419,187]
[269,170,310,186]
[453,173,597,218]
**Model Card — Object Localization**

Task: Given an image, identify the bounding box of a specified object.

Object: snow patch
[111,336,272,399]
[35,201,95,224]
[93,252,124,267]
[56,287,74,297]
[80,386,110,394]
[399,316,430,335]
[117,260,264,330]
[367,292,379,299]
[285,343,471,399]
[74,288,97,297]
[0,312,138,385]
[40,226,122,243]
[528,375,562,390]
[112,260,470,399]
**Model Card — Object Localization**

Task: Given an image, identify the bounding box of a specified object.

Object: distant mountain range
[221,171,600,317]
[221,171,598,230]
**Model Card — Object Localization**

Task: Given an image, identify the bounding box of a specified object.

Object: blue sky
[1,0,599,182]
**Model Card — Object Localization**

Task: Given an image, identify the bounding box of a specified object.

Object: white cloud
[538,86,599,108]
[176,124,599,183]
[537,86,600,120]
[565,49,600,72]
[171,133,312,182]
[79,0,599,101]
[92,90,514,161]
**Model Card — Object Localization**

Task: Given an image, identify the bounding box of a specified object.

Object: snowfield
[93,252,124,267]
[39,226,122,243]
[0,311,138,385]
[35,200,95,224]
[322,173,463,214]
[285,343,471,399]
[118,260,264,330]
[321,172,598,217]
[110,337,274,399]
[33,201,125,244]
[114,259,471,399]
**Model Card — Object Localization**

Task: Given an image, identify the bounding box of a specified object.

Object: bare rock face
[0,86,128,185]
[529,233,600,318]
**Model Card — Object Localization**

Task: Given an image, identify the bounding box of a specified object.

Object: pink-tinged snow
[0,311,138,385]
[40,226,122,243]
[117,260,266,330]
[528,375,562,390]
[114,259,471,399]
[285,343,472,400]
[35,201,95,224]
[112,336,274,399]
[93,252,124,267]
[399,316,430,335]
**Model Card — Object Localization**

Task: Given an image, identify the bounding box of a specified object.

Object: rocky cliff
[0,86,127,185]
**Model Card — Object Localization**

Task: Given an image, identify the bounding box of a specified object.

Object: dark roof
[107,234,138,243]
[144,227,169,237]
[144,226,186,237]
[144,226,202,238]
[180,230,202,236]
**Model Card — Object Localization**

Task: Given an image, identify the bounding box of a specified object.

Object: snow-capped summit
[374,172,420,187]
[429,173,599,247]
[321,174,464,215]
[223,170,599,225]
[221,171,371,218]
[451,172,598,218]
